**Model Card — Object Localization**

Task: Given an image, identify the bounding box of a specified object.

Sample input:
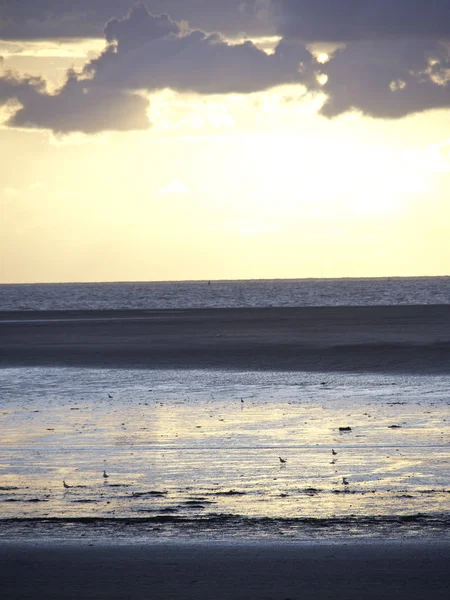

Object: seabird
[279,457,287,464]
[103,470,109,478]
[342,477,349,485]
[108,393,113,399]
[63,481,71,489]
[332,449,337,455]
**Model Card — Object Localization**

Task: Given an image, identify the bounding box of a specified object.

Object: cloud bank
[1,1,450,133]
[0,1,273,40]
[321,39,450,118]
[274,0,450,119]
[275,0,450,42]
[0,4,314,133]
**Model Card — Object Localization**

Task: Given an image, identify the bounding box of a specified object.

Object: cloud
[271,1,450,119]
[1,70,150,134]
[3,2,450,131]
[274,0,450,43]
[105,7,181,49]
[85,5,314,95]
[0,71,46,107]
[0,0,122,40]
[0,4,315,134]
[0,1,274,40]
[320,39,450,118]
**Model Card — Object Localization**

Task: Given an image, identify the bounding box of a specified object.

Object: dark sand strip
[2,540,450,599]
[1,306,450,372]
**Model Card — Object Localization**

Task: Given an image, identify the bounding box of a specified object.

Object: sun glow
[2,60,450,282]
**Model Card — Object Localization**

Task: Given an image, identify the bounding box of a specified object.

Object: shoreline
[1,305,450,373]
[2,539,450,599]
[2,514,450,546]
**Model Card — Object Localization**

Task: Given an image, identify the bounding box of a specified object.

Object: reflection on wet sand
[0,368,450,539]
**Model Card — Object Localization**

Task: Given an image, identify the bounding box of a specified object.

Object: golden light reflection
[1,387,450,521]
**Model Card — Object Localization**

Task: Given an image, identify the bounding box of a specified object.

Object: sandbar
[1,305,450,372]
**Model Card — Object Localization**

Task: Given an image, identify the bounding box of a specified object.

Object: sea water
[1,276,450,311]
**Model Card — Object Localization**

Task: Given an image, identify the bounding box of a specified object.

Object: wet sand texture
[1,305,450,372]
[2,541,450,600]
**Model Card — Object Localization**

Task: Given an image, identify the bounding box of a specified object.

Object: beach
[1,305,450,372]
[2,540,450,599]
[2,304,450,598]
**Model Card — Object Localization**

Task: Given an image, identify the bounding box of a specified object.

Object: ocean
[1,277,450,542]
[1,276,450,311]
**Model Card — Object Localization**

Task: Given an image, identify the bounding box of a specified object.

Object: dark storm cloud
[275,0,450,42]
[0,1,273,40]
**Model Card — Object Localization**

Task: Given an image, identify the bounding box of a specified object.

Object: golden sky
[1,2,450,283]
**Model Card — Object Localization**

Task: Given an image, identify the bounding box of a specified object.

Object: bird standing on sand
[279,457,287,464]
[63,481,71,489]
[342,477,349,485]
[103,470,109,479]
[332,449,337,455]
[108,393,113,399]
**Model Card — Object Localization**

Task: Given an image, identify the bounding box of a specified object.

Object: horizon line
[1,274,450,286]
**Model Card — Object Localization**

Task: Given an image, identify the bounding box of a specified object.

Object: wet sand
[2,540,450,599]
[2,308,450,599]
[1,305,450,372]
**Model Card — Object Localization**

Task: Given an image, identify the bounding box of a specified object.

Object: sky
[1,1,450,283]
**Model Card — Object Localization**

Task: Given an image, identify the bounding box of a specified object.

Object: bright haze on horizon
[1,0,450,283]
